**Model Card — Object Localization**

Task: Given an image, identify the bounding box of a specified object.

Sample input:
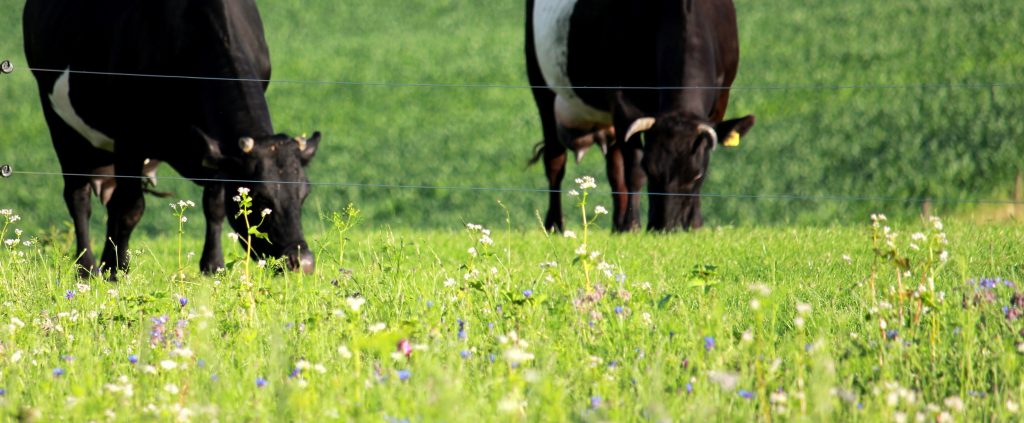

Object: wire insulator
[0,60,13,74]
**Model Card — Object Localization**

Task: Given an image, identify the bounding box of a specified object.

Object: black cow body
[527,0,755,231]
[24,0,321,276]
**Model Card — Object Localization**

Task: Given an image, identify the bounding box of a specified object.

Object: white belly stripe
[49,68,116,152]
[533,0,611,129]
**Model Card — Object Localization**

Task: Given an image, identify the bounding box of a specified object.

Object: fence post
[921,197,931,220]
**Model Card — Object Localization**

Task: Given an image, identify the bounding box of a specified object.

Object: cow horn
[697,123,718,145]
[239,137,255,153]
[293,135,307,151]
[624,117,657,142]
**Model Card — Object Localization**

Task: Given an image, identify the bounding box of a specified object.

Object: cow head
[203,131,322,273]
[625,114,754,231]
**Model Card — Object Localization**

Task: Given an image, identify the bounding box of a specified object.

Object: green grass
[2,203,1024,420]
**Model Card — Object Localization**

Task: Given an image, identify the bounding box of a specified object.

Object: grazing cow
[23,0,321,277]
[527,0,756,231]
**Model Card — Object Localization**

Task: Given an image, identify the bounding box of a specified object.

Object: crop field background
[2,0,1024,421]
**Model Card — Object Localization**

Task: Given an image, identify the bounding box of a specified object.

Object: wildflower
[179,297,188,307]
[614,306,624,315]
[750,299,761,310]
[256,377,267,388]
[227,232,239,241]
[479,234,493,245]
[796,302,812,315]
[443,277,456,287]
[738,390,754,399]
[563,230,577,239]
[257,260,266,268]
[457,319,467,340]
[164,384,179,395]
[397,339,412,358]
[460,350,471,359]
[466,223,483,231]
[467,247,477,257]
[260,208,272,217]
[368,322,386,333]
[641,312,652,325]
[397,370,411,381]
[703,336,715,351]
[337,345,353,359]
[575,244,587,255]
[707,370,740,391]
[65,290,75,300]
[575,176,597,190]
[1007,400,1020,413]
[160,360,178,370]
[237,187,250,196]
[943,396,964,412]
[794,316,805,328]
[128,354,138,364]
[594,205,608,215]
[523,289,533,298]
[0,388,5,396]
[568,190,580,197]
[180,216,188,223]
[886,329,898,341]
[590,396,602,409]
[939,251,949,262]
[504,348,535,364]
[346,296,366,312]
[232,195,241,203]
[53,367,66,377]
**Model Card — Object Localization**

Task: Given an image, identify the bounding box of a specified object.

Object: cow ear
[714,115,756,148]
[195,128,224,169]
[299,131,321,165]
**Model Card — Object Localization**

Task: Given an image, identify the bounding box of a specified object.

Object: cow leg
[38,102,108,278]
[542,137,568,232]
[605,143,629,231]
[99,158,146,279]
[62,175,98,277]
[199,183,226,274]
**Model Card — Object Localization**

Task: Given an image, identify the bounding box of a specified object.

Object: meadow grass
[2,195,1024,421]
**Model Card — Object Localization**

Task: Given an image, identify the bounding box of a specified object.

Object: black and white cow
[23,0,321,277]
[526,0,756,231]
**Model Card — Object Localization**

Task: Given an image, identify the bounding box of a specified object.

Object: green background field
[2,0,1023,235]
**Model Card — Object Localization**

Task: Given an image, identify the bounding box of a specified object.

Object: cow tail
[527,140,546,167]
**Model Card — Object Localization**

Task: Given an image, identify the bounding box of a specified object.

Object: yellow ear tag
[723,131,741,147]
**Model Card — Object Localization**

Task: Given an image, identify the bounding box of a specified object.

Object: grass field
[2,0,1024,420]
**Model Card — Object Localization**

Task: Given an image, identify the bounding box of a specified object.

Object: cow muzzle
[286,247,315,274]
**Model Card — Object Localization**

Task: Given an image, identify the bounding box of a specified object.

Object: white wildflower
[911,232,926,241]
[142,365,158,374]
[568,190,580,197]
[337,345,353,359]
[750,299,761,310]
[159,360,178,370]
[227,232,239,241]
[794,316,805,328]
[232,195,241,203]
[707,370,740,391]
[9,215,19,222]
[563,230,577,239]
[261,208,272,217]
[164,384,180,395]
[237,187,250,195]
[479,235,494,245]
[841,254,852,263]
[443,277,456,287]
[466,223,483,231]
[313,363,327,374]
[939,251,949,262]
[1007,400,1020,413]
[467,247,477,257]
[257,260,266,268]
[575,176,597,190]
[943,396,964,412]
[641,312,652,325]
[796,302,812,315]
[594,205,608,215]
[346,296,366,312]
[504,348,535,364]
[368,322,386,333]
[575,244,587,255]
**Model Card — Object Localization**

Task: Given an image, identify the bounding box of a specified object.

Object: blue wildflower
[738,390,754,399]
[886,329,898,341]
[289,368,301,379]
[457,319,467,340]
[608,360,619,368]
[523,289,533,298]
[704,336,715,351]
[0,388,6,396]
[460,350,471,359]
[397,370,411,381]
[615,273,626,283]
[128,354,138,364]
[980,278,998,289]
[53,367,65,377]
[256,377,267,388]
[590,396,602,409]
[426,300,433,309]
[685,383,693,394]
[179,297,188,307]
[65,290,75,300]
[614,306,624,314]
[61,355,74,361]
[488,354,496,363]
[197,359,206,368]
